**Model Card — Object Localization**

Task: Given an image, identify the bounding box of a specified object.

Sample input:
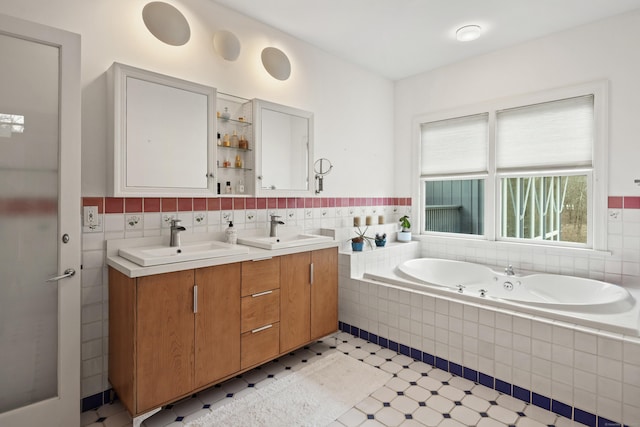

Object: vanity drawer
[241,322,279,369]
[241,257,280,296]
[241,289,280,333]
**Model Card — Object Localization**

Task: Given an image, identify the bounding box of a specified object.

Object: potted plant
[398,215,412,242]
[375,232,387,247]
[349,226,374,251]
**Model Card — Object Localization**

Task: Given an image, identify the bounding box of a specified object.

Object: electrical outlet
[83,206,102,232]
[84,206,98,226]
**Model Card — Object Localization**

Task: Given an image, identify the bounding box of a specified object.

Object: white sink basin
[119,241,249,267]
[237,234,333,250]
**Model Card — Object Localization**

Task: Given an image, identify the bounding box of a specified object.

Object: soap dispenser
[225,221,237,244]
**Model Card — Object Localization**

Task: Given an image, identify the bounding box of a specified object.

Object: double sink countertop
[106,229,339,278]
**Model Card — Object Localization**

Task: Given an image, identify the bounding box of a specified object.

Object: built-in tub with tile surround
[395,258,636,315]
[360,258,639,336]
[339,247,640,425]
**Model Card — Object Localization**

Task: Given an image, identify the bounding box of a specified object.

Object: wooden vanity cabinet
[240,258,281,369]
[109,247,337,418]
[194,264,241,388]
[280,248,338,353]
[109,263,241,416]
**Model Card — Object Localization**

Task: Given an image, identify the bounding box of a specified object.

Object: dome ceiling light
[456,25,482,42]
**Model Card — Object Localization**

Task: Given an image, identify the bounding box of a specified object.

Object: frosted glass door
[0,31,60,413]
[0,13,81,427]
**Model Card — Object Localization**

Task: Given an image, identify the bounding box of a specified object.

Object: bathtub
[363,257,640,335]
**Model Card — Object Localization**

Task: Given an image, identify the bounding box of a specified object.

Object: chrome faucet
[170,219,186,247]
[269,215,285,237]
[505,265,515,276]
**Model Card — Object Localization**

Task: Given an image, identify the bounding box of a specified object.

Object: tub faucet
[505,265,515,276]
[170,219,186,247]
[270,215,285,237]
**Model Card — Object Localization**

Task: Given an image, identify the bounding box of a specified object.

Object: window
[417,83,607,249]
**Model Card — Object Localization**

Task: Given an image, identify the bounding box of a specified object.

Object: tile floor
[81,332,581,427]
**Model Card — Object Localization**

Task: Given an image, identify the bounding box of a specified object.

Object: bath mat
[186,351,391,427]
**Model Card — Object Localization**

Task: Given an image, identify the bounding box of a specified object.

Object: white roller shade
[420,113,488,175]
[496,95,593,170]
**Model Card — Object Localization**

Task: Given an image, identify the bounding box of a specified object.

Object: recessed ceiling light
[456,25,482,42]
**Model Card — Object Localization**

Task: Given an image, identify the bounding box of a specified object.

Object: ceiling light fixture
[456,25,481,42]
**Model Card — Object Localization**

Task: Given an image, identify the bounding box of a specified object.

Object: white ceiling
[212,0,640,80]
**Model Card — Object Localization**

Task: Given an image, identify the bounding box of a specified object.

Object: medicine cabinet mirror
[108,62,216,196]
[254,99,314,196]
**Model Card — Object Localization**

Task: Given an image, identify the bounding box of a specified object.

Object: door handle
[47,268,76,282]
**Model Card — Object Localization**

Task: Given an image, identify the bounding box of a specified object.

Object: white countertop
[106,232,339,278]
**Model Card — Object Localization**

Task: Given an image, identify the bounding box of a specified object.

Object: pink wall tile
[624,196,640,209]
[207,198,220,211]
[246,197,256,209]
[193,198,206,211]
[234,198,245,210]
[220,198,233,210]
[105,197,124,214]
[608,197,623,209]
[125,198,142,213]
[161,198,177,212]
[178,198,193,211]
[144,198,160,212]
[257,198,267,209]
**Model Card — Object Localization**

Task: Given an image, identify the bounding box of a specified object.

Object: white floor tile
[92,332,579,427]
[386,377,410,392]
[438,385,466,402]
[450,404,481,425]
[375,406,406,427]
[356,396,384,415]
[412,406,444,426]
[461,394,492,412]
[390,395,419,414]
[337,407,367,427]
[417,376,442,391]
[426,395,455,414]
[404,385,431,402]
[487,405,519,424]
[371,386,399,403]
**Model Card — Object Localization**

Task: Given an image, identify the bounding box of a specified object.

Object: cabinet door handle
[251,256,273,261]
[251,324,273,334]
[310,263,314,285]
[193,285,198,313]
[252,290,273,298]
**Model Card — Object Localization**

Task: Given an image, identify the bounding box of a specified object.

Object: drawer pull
[251,324,273,334]
[193,285,198,314]
[310,263,314,285]
[252,256,273,261]
[252,290,273,298]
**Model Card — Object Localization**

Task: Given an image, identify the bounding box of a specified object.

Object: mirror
[108,63,216,196]
[254,99,313,196]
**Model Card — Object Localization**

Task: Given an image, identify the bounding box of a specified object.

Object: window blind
[420,113,488,175]
[496,95,594,170]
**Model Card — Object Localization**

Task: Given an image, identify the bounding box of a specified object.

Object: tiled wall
[79,195,411,406]
[338,199,640,427]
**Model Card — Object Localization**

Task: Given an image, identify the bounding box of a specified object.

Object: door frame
[0,13,81,427]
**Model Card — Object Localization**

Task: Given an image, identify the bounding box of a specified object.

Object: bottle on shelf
[217,132,221,146]
[235,154,242,168]
[239,134,248,150]
[223,133,230,147]
[237,179,245,194]
[230,130,239,148]
[225,181,232,194]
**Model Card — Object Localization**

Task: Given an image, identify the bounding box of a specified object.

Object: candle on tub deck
[353,216,361,227]
[378,215,384,224]
[365,216,372,226]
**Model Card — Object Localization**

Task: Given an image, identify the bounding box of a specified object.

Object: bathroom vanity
[107,240,338,419]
